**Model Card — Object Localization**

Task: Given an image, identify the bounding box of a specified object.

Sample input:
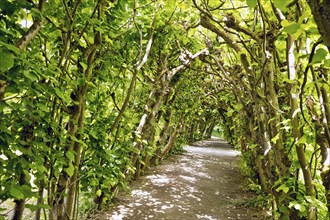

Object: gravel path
[92,138,263,220]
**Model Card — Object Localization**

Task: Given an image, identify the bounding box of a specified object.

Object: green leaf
[272,0,290,11]
[324,58,330,67]
[246,0,257,8]
[279,206,289,214]
[66,151,75,161]
[54,88,68,102]
[305,27,319,35]
[20,184,35,198]
[82,7,93,14]
[79,61,88,71]
[25,204,39,212]
[138,159,145,166]
[226,109,234,117]
[293,203,306,212]
[86,34,94,44]
[10,187,24,200]
[282,23,301,35]
[0,42,20,55]
[310,48,328,64]
[65,162,75,177]
[26,203,50,211]
[283,78,295,84]
[96,189,102,197]
[23,71,39,82]
[119,171,126,179]
[276,183,290,193]
[70,135,88,148]
[271,132,281,144]
[37,103,49,112]
[281,19,289,27]
[89,130,98,139]
[35,164,47,174]
[297,135,307,145]
[0,47,15,72]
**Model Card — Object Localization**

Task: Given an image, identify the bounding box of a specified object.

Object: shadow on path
[92,137,263,220]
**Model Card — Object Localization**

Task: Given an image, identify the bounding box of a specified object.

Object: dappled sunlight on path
[92,137,263,220]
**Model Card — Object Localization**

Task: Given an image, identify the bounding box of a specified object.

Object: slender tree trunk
[264,58,289,176]
[287,35,316,220]
[53,29,99,219]
[0,80,7,102]
[303,6,330,213]
[151,92,177,165]
[65,102,86,219]
[306,96,330,216]
[13,199,25,220]
[34,182,44,220]
[108,70,137,137]
[160,123,182,159]
[133,82,168,178]
[93,70,137,208]
[319,84,330,144]
[65,42,98,219]
[13,179,26,220]
[12,121,34,220]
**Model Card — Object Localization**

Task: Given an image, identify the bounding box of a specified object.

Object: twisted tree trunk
[305,3,330,214]
[287,35,316,220]
[307,0,330,51]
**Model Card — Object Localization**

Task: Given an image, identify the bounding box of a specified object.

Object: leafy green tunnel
[0,0,329,220]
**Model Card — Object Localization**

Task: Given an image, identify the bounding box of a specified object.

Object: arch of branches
[0,0,329,219]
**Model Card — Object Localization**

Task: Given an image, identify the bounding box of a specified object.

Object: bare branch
[137,35,154,70]
[136,3,158,70]
[168,48,209,79]
[200,15,241,52]
[16,0,45,51]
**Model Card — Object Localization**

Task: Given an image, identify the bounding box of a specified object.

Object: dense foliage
[0,0,329,219]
